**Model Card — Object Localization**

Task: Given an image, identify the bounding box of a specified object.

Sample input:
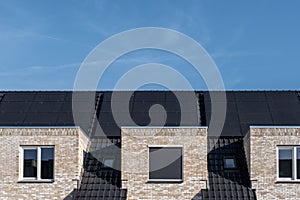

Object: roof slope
[204,91,300,136]
[1,91,299,137]
[199,137,257,199]
[73,138,127,200]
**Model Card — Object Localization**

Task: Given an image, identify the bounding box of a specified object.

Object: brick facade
[0,127,89,200]
[249,127,300,200]
[121,127,208,200]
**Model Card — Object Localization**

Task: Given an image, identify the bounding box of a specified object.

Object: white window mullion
[37,147,41,180]
[277,147,279,180]
[19,147,24,180]
[293,147,297,180]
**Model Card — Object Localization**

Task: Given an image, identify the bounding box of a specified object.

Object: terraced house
[0,91,300,199]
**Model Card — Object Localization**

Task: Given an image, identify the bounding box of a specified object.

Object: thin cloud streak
[0,62,80,76]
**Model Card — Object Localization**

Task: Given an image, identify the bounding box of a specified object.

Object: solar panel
[267,100,300,112]
[271,111,300,124]
[203,91,235,102]
[34,92,66,101]
[28,102,63,112]
[72,112,93,123]
[236,101,269,113]
[2,92,36,102]
[266,91,298,102]
[234,91,266,101]
[205,102,237,113]
[165,91,182,102]
[133,91,165,102]
[131,102,153,111]
[99,101,112,112]
[222,123,242,136]
[0,112,26,125]
[238,113,273,124]
[130,112,151,125]
[95,125,121,137]
[56,112,75,125]
[23,113,59,125]
[0,101,31,112]
[59,102,73,112]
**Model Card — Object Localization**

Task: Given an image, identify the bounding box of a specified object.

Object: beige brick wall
[250,127,300,200]
[121,127,208,200]
[0,127,89,200]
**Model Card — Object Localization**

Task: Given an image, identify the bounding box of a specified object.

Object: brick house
[0,91,299,199]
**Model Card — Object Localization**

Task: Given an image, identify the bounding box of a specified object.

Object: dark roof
[0,91,76,126]
[73,138,127,200]
[199,137,256,199]
[204,91,300,136]
[1,91,300,137]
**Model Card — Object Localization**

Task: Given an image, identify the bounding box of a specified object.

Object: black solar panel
[236,101,270,113]
[133,91,166,102]
[56,112,75,125]
[238,113,273,124]
[272,111,300,124]
[0,101,32,112]
[0,90,299,136]
[23,113,59,125]
[205,91,300,136]
[0,112,26,125]
[1,92,36,102]
[34,92,66,101]
[28,101,63,112]
[59,102,73,112]
[266,91,298,102]
[234,91,266,101]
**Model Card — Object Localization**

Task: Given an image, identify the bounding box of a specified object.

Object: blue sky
[0,0,300,90]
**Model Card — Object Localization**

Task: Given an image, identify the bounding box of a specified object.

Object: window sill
[18,179,54,183]
[276,180,300,184]
[147,179,183,184]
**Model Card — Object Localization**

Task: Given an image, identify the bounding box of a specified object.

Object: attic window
[224,157,237,169]
[148,146,183,182]
[102,158,114,168]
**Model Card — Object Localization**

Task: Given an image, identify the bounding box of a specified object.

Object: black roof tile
[73,138,126,200]
[198,137,257,200]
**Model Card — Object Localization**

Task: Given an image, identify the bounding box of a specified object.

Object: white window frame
[19,146,54,182]
[147,145,184,182]
[277,146,300,181]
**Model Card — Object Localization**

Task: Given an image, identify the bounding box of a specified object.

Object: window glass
[279,149,293,178]
[41,148,54,179]
[103,158,114,168]
[297,148,300,179]
[23,149,37,178]
[224,158,236,169]
[149,147,182,180]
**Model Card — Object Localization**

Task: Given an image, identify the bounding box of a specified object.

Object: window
[148,146,183,182]
[102,158,114,168]
[224,157,237,169]
[277,146,300,181]
[21,146,54,181]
